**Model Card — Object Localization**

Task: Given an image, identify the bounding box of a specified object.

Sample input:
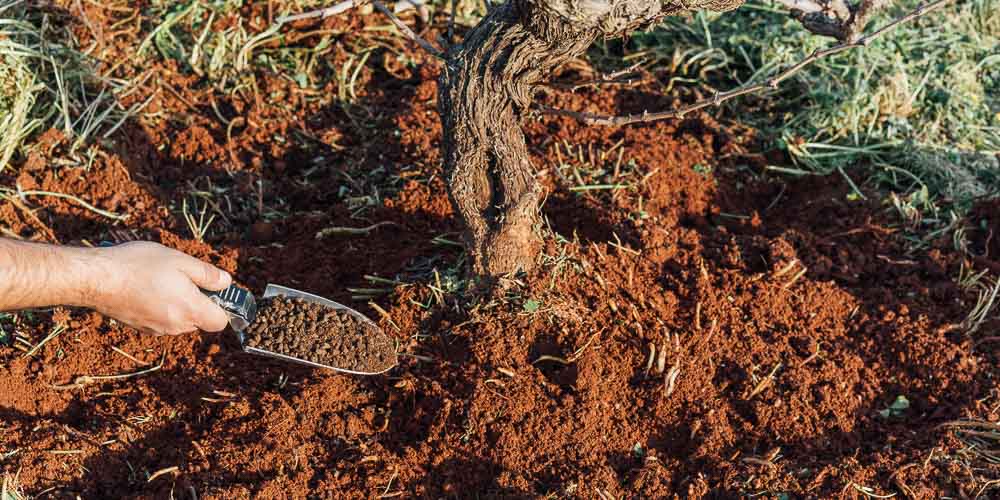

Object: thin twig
[315,221,398,239]
[277,0,366,23]
[544,60,648,91]
[664,363,681,397]
[111,346,149,366]
[51,352,165,390]
[0,193,59,242]
[4,188,128,221]
[542,0,953,126]
[371,0,443,58]
[544,76,647,92]
[278,0,442,59]
[23,325,66,358]
[368,301,400,332]
[602,60,648,80]
[748,362,783,399]
[147,466,179,483]
[533,355,571,365]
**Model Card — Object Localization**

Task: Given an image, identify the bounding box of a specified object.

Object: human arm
[0,239,232,335]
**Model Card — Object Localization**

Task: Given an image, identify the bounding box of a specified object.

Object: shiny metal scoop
[206,283,397,375]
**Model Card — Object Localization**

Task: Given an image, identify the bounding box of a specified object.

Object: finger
[161,327,197,337]
[110,317,157,336]
[191,293,230,332]
[136,322,188,336]
[176,255,232,291]
[138,325,168,336]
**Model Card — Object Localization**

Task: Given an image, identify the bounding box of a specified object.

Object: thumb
[177,255,232,291]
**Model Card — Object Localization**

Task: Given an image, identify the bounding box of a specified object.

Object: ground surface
[1,3,999,499]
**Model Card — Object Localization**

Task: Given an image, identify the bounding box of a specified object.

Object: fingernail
[221,271,232,286]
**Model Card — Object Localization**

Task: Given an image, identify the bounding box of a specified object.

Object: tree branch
[781,0,894,41]
[541,0,952,127]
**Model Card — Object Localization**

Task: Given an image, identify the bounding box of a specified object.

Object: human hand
[85,242,233,335]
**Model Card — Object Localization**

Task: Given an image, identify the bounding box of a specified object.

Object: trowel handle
[202,285,257,332]
[97,241,257,331]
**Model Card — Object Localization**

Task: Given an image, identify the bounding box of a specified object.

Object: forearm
[0,239,105,311]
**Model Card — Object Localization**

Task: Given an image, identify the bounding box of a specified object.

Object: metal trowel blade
[240,284,397,375]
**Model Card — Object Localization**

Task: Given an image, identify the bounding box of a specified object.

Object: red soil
[1,4,998,499]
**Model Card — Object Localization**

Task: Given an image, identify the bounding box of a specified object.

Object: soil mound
[0,4,997,499]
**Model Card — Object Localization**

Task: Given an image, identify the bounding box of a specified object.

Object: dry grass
[1,472,24,500]
[957,265,1000,335]
[0,1,148,168]
[592,0,998,240]
[0,6,44,172]
[940,420,1000,496]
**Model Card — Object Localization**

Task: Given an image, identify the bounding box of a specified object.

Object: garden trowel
[206,283,397,375]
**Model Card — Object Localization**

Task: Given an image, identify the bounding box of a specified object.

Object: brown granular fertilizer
[243,296,396,373]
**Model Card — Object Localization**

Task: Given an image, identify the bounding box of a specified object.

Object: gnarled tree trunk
[438,0,741,280]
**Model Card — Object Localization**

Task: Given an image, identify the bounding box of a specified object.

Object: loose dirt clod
[243,297,395,373]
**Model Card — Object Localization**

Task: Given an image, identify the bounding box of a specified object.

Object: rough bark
[438,0,742,280]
